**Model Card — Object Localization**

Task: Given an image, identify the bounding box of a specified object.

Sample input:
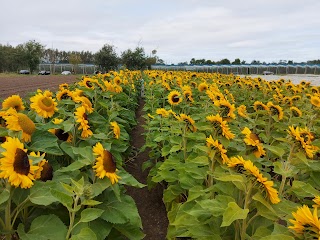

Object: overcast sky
[1,0,319,64]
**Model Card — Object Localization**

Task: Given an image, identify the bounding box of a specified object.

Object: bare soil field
[0,75,79,100]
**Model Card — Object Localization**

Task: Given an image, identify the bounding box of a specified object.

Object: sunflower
[92,142,120,184]
[2,95,25,111]
[56,89,75,101]
[113,76,122,85]
[313,196,320,207]
[3,108,35,142]
[241,127,266,158]
[59,83,69,90]
[290,106,302,117]
[30,152,53,181]
[183,89,194,103]
[74,96,93,113]
[156,108,170,118]
[110,121,120,139]
[80,77,96,89]
[253,101,269,111]
[215,99,236,120]
[206,135,228,164]
[237,105,248,118]
[310,95,320,107]
[198,82,208,92]
[178,114,197,132]
[49,128,72,142]
[289,205,320,237]
[0,137,39,188]
[168,90,182,105]
[267,102,284,120]
[30,92,58,118]
[206,114,235,140]
[74,106,93,138]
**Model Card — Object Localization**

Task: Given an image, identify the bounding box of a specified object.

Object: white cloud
[1,0,320,63]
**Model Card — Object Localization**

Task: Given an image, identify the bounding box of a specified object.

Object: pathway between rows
[125,98,168,240]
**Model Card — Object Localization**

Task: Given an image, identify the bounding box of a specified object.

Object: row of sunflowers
[0,71,145,239]
[142,70,320,239]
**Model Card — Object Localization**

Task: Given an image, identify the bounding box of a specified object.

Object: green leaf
[289,180,319,198]
[82,199,102,206]
[29,182,57,206]
[114,223,145,240]
[70,227,97,240]
[60,142,75,159]
[252,192,277,214]
[58,159,92,172]
[0,188,10,205]
[221,202,249,227]
[88,219,112,240]
[79,208,104,223]
[91,178,111,197]
[264,145,285,157]
[17,214,67,240]
[118,169,145,188]
[72,146,94,161]
[294,151,310,165]
[260,234,294,240]
[51,188,73,210]
[29,130,63,155]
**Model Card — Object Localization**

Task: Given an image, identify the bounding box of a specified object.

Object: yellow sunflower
[289,205,320,237]
[310,95,320,107]
[206,114,235,140]
[206,135,228,164]
[59,83,69,90]
[168,90,182,105]
[237,105,248,118]
[267,102,284,120]
[178,114,197,132]
[198,82,208,92]
[30,92,58,118]
[56,89,75,101]
[2,95,25,111]
[92,142,121,184]
[241,127,266,158]
[3,108,35,142]
[290,106,302,117]
[74,106,93,138]
[0,137,39,188]
[110,121,120,139]
[253,101,269,111]
[156,108,170,118]
[74,96,93,113]
[215,99,236,120]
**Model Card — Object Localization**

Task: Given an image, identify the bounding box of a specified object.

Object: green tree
[69,53,82,74]
[218,58,231,64]
[18,40,44,73]
[232,58,241,65]
[121,47,147,70]
[94,44,119,72]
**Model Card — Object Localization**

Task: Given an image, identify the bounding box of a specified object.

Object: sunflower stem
[66,195,80,239]
[240,181,252,240]
[4,182,12,240]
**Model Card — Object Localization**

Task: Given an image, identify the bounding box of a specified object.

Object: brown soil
[0,75,79,99]
[0,76,169,239]
[125,98,168,240]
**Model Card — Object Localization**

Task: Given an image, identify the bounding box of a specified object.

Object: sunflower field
[1,69,320,240]
[142,70,320,239]
[0,71,145,239]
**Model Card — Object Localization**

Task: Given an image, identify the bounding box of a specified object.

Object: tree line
[180,58,320,66]
[0,40,163,74]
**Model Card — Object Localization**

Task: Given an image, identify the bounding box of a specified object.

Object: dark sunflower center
[256,104,265,110]
[83,113,88,120]
[292,109,300,117]
[0,136,6,143]
[270,106,279,116]
[85,81,93,88]
[61,93,70,99]
[42,97,53,107]
[103,150,116,173]
[40,162,53,181]
[14,148,30,175]
[55,129,69,141]
[172,95,180,103]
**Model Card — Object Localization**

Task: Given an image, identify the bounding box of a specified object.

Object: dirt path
[125,98,168,240]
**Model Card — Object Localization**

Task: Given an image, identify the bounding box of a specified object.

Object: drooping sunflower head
[0,137,39,188]
[216,99,236,120]
[30,92,58,118]
[56,89,75,101]
[168,90,182,105]
[74,96,93,113]
[310,95,320,108]
[178,114,197,132]
[253,101,269,112]
[198,82,208,92]
[267,102,284,120]
[92,142,120,184]
[2,95,25,111]
[290,106,302,117]
[156,108,170,118]
[237,105,248,118]
[74,106,93,138]
[110,121,120,139]
[3,108,36,142]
